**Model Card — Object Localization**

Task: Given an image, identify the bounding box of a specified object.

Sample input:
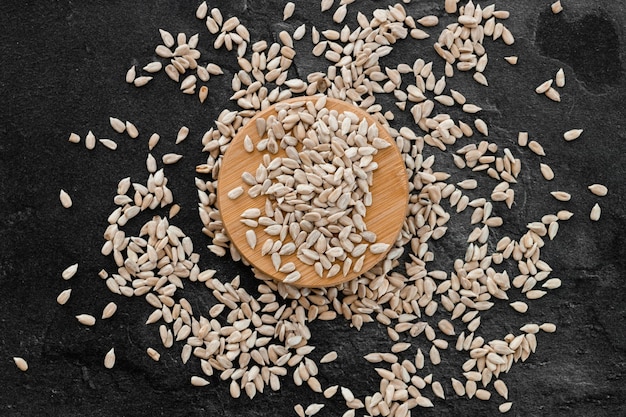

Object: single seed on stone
[539,322,557,333]
[191,376,210,386]
[102,302,118,319]
[109,117,126,133]
[76,314,96,326]
[68,132,80,143]
[177,126,189,144]
[555,67,565,86]
[551,1,563,14]
[550,191,571,202]
[57,289,72,305]
[147,347,160,361]
[539,163,554,180]
[104,348,116,369]
[320,351,337,364]
[99,139,118,150]
[499,402,513,413]
[162,153,183,164]
[588,184,608,196]
[590,203,601,221]
[13,357,28,372]
[125,66,136,83]
[504,56,518,65]
[85,131,96,150]
[62,263,78,280]
[60,189,73,208]
[283,2,295,20]
[535,79,553,94]
[563,129,583,141]
[509,301,528,313]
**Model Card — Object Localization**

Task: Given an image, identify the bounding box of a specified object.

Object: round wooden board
[217,96,408,288]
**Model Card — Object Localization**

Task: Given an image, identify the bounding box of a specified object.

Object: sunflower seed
[59,190,73,208]
[104,348,116,369]
[590,203,601,221]
[283,2,295,20]
[499,402,513,413]
[76,314,96,326]
[13,357,28,372]
[563,129,583,141]
[62,263,78,280]
[588,184,608,196]
[56,289,72,305]
[191,376,210,386]
[102,302,118,319]
[550,191,571,202]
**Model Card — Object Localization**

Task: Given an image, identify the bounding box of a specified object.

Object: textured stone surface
[1,1,625,416]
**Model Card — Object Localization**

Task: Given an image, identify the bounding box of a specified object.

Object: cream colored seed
[133,76,153,87]
[509,301,528,313]
[563,129,583,141]
[528,140,545,156]
[68,132,80,143]
[62,263,78,280]
[147,347,160,361]
[551,1,563,14]
[540,163,554,180]
[320,351,337,364]
[526,290,547,300]
[99,139,118,150]
[162,153,183,165]
[417,15,439,27]
[543,278,562,289]
[85,131,96,150]
[125,65,136,83]
[545,87,561,102]
[102,302,118,319]
[125,121,139,138]
[56,289,72,305]
[304,403,324,416]
[332,5,347,23]
[176,126,189,144]
[148,133,160,150]
[76,314,96,326]
[499,402,513,413]
[191,376,210,386]
[550,191,571,202]
[535,79,553,94]
[539,322,557,333]
[588,184,608,196]
[590,203,601,221]
[283,2,295,20]
[13,357,28,372]
[59,189,73,208]
[504,56,518,65]
[104,348,116,369]
[494,379,508,399]
[555,67,565,86]
[109,117,126,133]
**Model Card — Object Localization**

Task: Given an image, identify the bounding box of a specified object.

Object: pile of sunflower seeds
[50,1,609,415]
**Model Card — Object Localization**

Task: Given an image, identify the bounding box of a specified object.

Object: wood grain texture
[217,96,408,287]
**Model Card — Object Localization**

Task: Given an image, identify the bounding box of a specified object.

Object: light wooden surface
[217,96,408,287]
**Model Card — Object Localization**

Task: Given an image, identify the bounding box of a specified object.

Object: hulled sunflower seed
[13,357,28,372]
[104,348,116,369]
[62,263,78,280]
[588,184,608,196]
[590,203,601,221]
[56,289,72,305]
[60,189,73,208]
[102,302,118,319]
[563,129,583,141]
[76,314,96,326]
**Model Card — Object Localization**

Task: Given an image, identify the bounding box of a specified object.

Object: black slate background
[1,1,625,416]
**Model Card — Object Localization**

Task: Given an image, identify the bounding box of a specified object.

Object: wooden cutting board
[217,96,409,287]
